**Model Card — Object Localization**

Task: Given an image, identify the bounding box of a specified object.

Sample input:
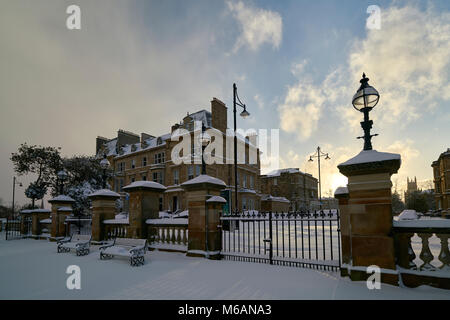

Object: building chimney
[211,97,227,133]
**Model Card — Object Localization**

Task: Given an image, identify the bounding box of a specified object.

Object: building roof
[261,168,313,178]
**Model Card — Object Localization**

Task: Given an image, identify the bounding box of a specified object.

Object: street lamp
[12,177,22,218]
[233,83,250,213]
[200,122,211,175]
[308,146,330,210]
[352,73,380,150]
[100,153,110,189]
[57,169,68,195]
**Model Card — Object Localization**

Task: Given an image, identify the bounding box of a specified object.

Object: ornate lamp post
[200,122,211,175]
[100,154,110,189]
[233,83,250,213]
[352,73,380,150]
[57,169,68,195]
[308,146,330,210]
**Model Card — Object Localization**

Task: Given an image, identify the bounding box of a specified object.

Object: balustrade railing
[393,219,450,272]
[104,223,129,240]
[146,219,188,252]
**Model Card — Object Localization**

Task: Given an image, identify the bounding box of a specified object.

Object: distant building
[259,168,318,211]
[404,176,420,201]
[432,148,450,215]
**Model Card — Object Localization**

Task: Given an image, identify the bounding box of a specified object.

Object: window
[119,178,124,191]
[142,157,147,167]
[188,166,194,180]
[195,165,201,177]
[173,169,179,185]
[242,197,247,210]
[250,175,254,189]
[154,152,165,164]
[273,178,277,186]
[153,171,163,184]
[131,159,136,169]
[131,177,135,183]
[142,175,147,181]
[118,162,124,172]
[243,173,247,188]
[237,171,240,186]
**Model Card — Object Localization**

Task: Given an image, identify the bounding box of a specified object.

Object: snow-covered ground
[0,237,449,300]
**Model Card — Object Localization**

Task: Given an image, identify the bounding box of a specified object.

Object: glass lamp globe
[352,73,380,111]
[240,107,250,119]
[57,170,68,181]
[100,155,110,170]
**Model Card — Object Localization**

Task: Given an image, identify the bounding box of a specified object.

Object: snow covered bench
[99,238,147,266]
[57,234,91,256]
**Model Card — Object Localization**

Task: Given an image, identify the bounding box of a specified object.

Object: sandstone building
[259,168,318,211]
[432,148,450,215]
[95,98,261,213]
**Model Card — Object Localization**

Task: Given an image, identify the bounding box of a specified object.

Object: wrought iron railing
[220,210,341,271]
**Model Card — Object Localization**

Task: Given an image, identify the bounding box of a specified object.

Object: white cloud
[279,4,450,140]
[227,1,282,52]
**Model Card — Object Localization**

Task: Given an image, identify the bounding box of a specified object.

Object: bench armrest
[57,237,71,245]
[129,245,146,256]
[99,241,115,251]
[75,241,90,249]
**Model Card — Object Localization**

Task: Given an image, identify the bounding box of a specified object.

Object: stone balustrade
[104,223,129,240]
[393,218,450,289]
[146,219,188,252]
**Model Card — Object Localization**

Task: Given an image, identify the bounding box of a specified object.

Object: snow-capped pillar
[181,175,226,259]
[48,195,75,240]
[122,181,167,239]
[337,150,401,286]
[89,190,121,242]
[30,209,51,237]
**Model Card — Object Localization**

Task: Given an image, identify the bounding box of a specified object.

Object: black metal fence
[5,216,32,240]
[220,210,341,271]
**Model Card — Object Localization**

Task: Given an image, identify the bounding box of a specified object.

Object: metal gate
[220,210,341,271]
[5,216,32,240]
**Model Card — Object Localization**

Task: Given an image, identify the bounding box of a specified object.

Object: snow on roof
[123,180,167,191]
[181,174,226,187]
[398,209,418,221]
[40,218,52,223]
[20,209,32,214]
[264,168,300,177]
[49,195,75,203]
[334,186,348,196]
[89,189,121,198]
[339,149,401,166]
[206,196,227,203]
[238,188,257,194]
[172,210,189,218]
[261,195,290,203]
[30,209,51,213]
[57,206,73,212]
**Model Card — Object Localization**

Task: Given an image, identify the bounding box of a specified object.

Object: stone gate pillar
[48,195,75,239]
[181,175,226,259]
[122,181,166,239]
[31,209,51,237]
[337,149,401,285]
[89,189,121,242]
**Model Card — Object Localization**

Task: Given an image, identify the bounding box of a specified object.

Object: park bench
[99,238,147,266]
[57,234,91,256]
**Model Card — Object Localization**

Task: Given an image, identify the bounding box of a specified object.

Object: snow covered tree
[54,155,112,216]
[391,191,405,215]
[11,143,61,208]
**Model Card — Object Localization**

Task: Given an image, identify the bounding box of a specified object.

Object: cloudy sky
[1,0,449,206]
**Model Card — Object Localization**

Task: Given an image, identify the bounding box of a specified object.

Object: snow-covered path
[0,238,449,299]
